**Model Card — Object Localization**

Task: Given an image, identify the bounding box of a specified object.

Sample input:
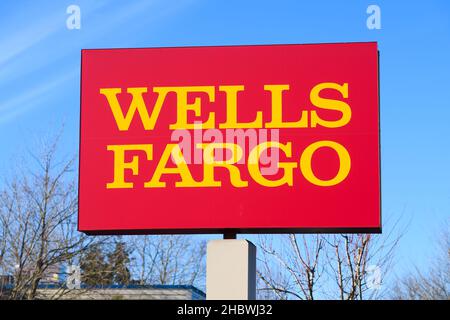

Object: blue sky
[0,0,449,283]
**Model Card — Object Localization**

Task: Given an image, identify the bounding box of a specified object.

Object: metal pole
[223,232,237,239]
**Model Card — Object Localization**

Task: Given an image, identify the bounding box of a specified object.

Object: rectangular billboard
[79,42,380,234]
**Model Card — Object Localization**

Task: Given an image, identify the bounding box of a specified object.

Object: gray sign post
[206,239,256,300]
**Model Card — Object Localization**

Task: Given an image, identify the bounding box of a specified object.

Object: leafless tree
[0,135,98,299]
[391,221,449,300]
[129,235,206,289]
[0,131,208,299]
[257,234,324,300]
[257,218,404,300]
[324,234,377,300]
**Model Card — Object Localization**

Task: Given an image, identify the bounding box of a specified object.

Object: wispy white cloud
[0,0,110,67]
[0,69,77,124]
[0,13,60,67]
[0,0,195,124]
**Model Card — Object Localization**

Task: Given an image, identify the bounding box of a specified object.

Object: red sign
[79,42,380,234]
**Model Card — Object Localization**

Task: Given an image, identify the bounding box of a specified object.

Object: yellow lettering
[100,87,171,131]
[169,86,215,129]
[264,84,308,128]
[248,142,297,187]
[106,144,153,189]
[310,82,351,128]
[144,144,202,188]
[300,140,351,186]
[219,85,263,128]
[197,143,248,187]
